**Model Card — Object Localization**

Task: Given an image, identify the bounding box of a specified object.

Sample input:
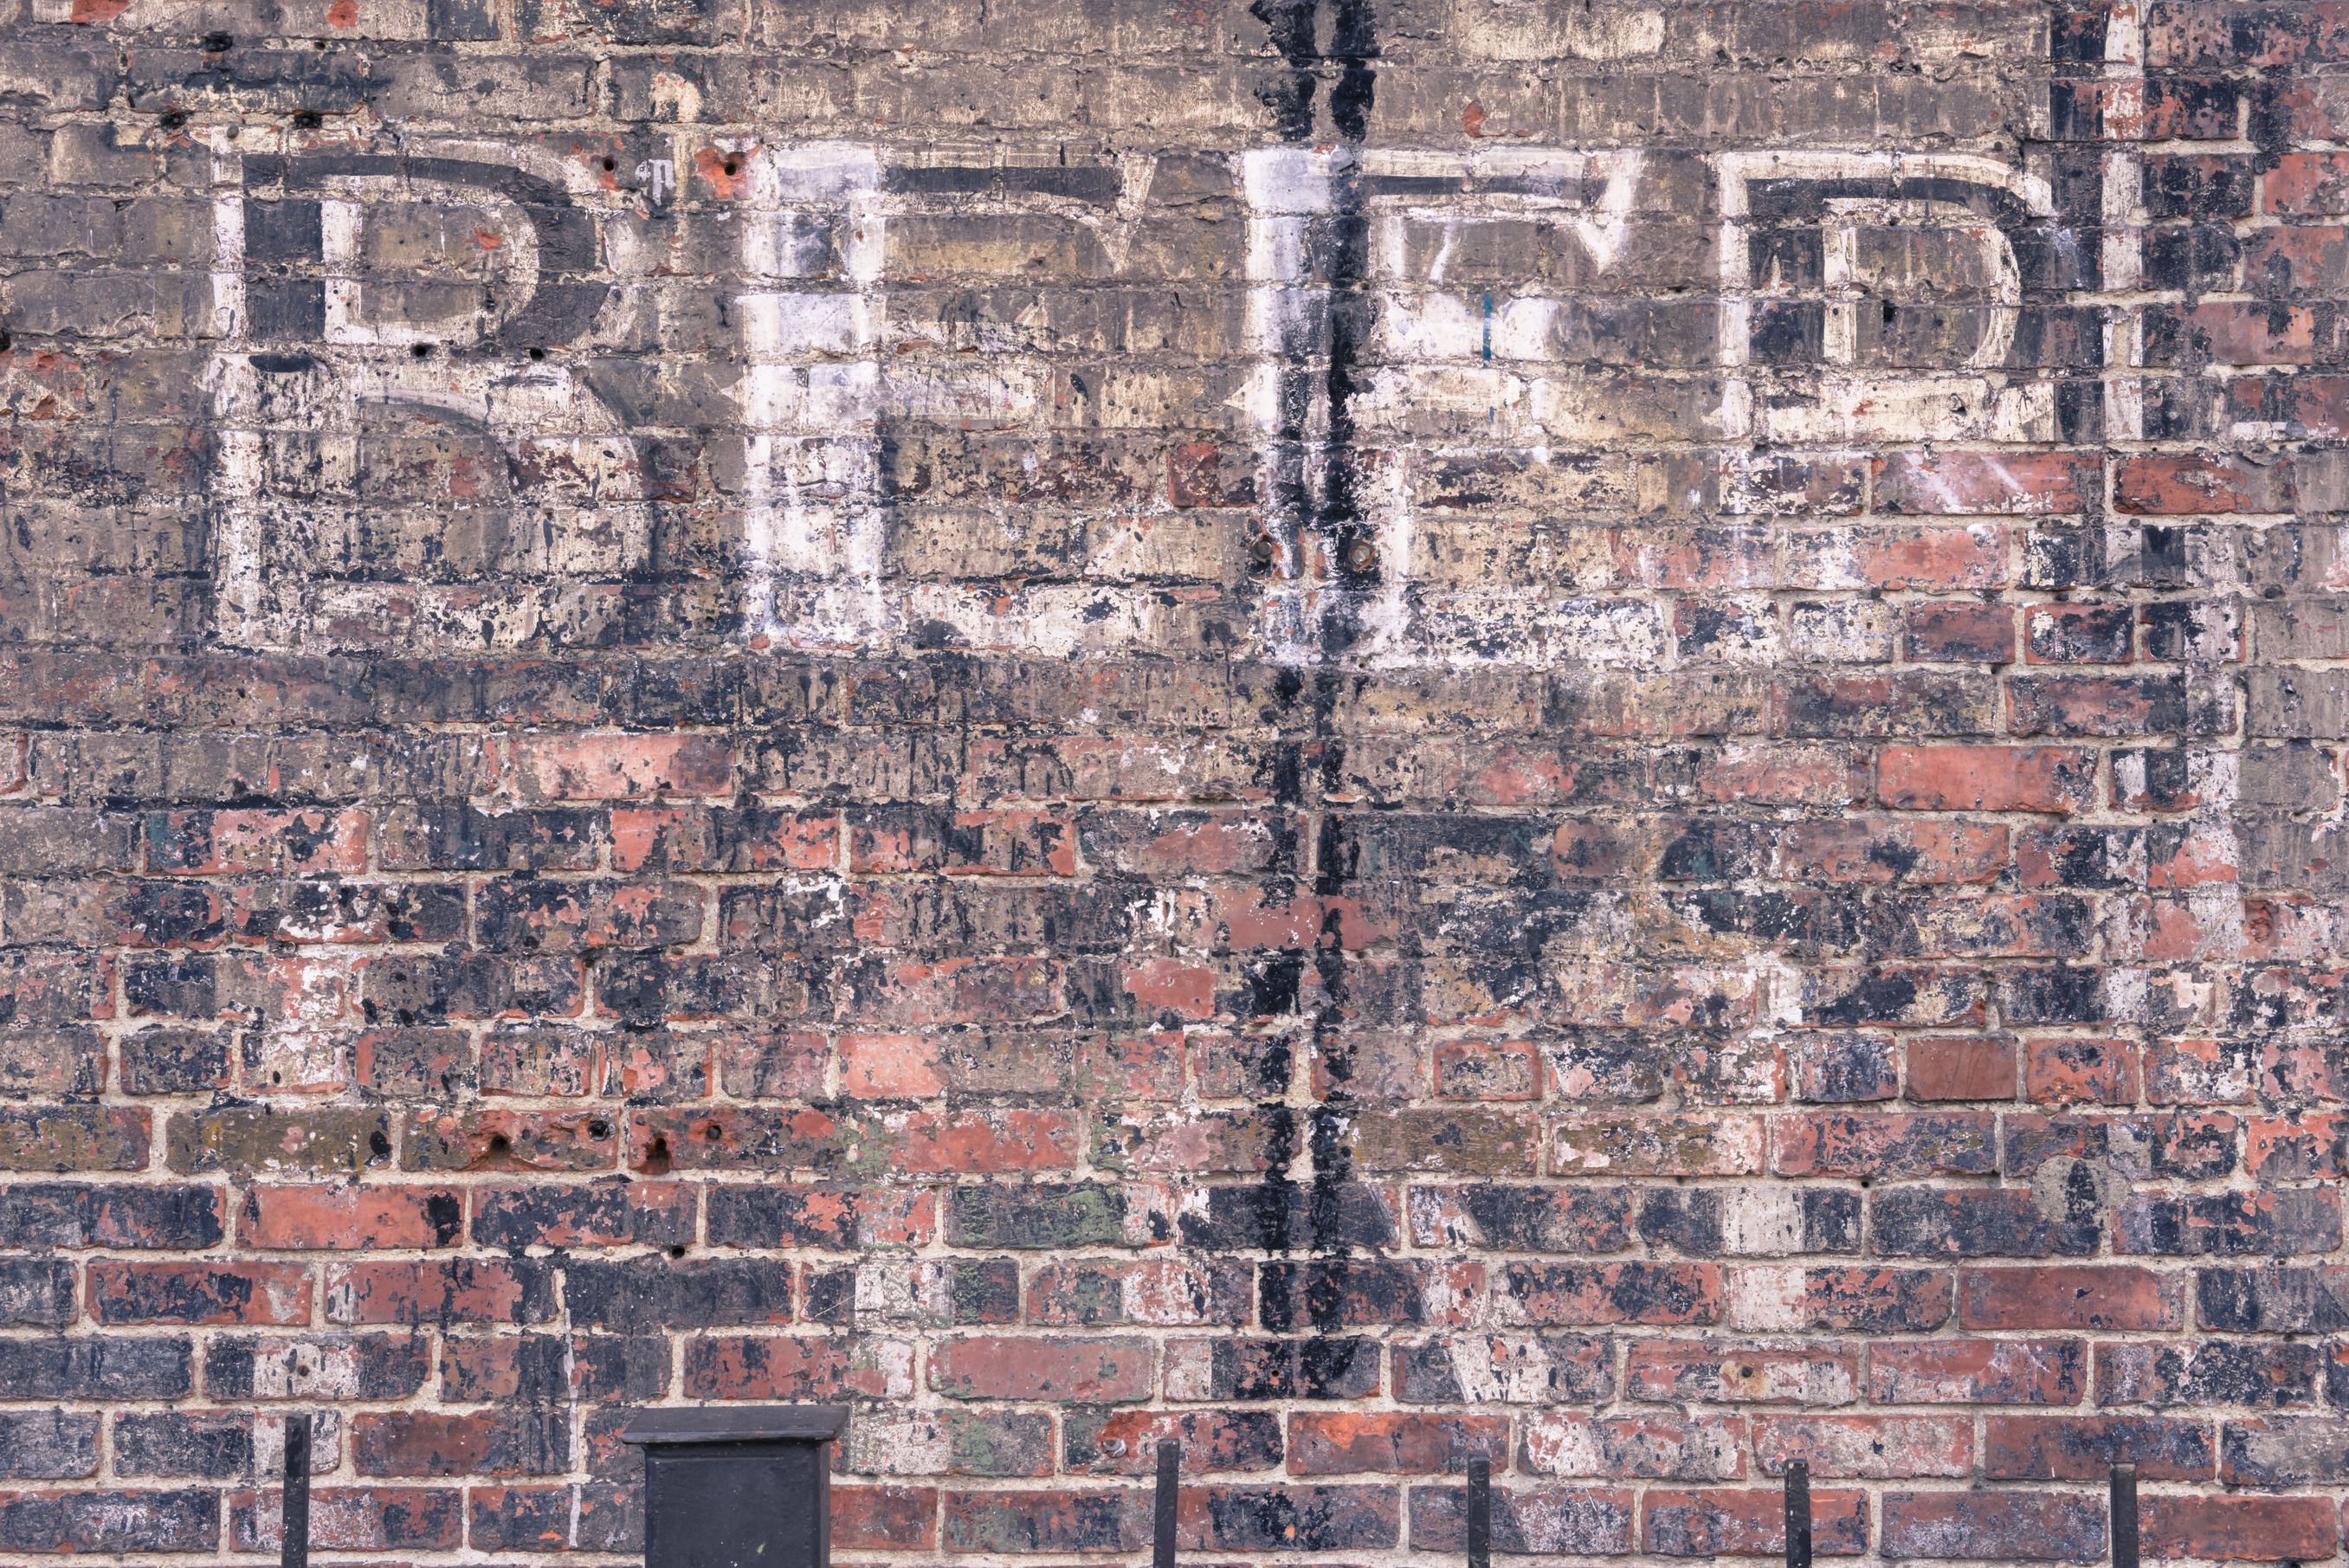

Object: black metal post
[1467,1456,1490,1568]
[1784,1460,1810,1568]
[2112,1464,2138,1568]
[280,1414,311,1568]
[1154,1441,1178,1568]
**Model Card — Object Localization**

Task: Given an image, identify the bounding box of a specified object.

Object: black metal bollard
[1467,1457,1490,1568]
[2112,1464,2138,1568]
[620,1405,849,1568]
[281,1413,311,1568]
[1784,1461,1810,1568]
[1155,1441,1178,1568]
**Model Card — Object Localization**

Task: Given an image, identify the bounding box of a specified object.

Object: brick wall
[0,0,2344,1561]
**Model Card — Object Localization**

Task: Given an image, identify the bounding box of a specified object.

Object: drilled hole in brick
[293,111,323,129]
[411,343,432,358]
[0,333,12,354]
[602,157,616,171]
[528,347,545,360]
[202,30,233,48]
[723,160,738,176]
[588,1120,611,1139]
[487,1133,511,1158]
[668,1244,687,1259]
[160,110,189,129]
[703,1123,721,1140]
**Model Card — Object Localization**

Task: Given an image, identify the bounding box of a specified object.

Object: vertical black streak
[1467,1457,1491,1568]
[1153,1441,1179,1568]
[281,1414,311,1568]
[2110,1463,2138,1568]
[1784,1459,1810,1568]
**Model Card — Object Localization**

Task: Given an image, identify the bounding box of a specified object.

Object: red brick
[885,1109,1082,1174]
[1753,1416,1971,1478]
[2025,1037,2140,1106]
[1879,746,2096,813]
[1068,1410,1283,1474]
[846,956,1062,1024]
[683,1334,913,1401]
[835,1486,939,1551]
[628,1105,846,1174]
[2229,369,2349,437]
[1522,1413,1746,1479]
[1626,1339,1858,1405]
[610,805,836,872]
[1552,1114,1761,1176]
[240,1186,462,1250]
[513,733,732,800]
[2025,603,2134,665]
[2114,454,2266,513]
[2267,151,2349,213]
[1122,958,1214,1020]
[929,1335,1153,1403]
[230,1487,462,1552]
[2247,1112,2349,1180]
[1960,1267,2183,1331]
[1027,1259,1249,1326]
[1906,603,2015,663]
[2144,302,2315,364]
[1784,526,2008,589]
[402,1107,618,1173]
[1695,745,1868,807]
[1868,1339,2085,1404]
[1771,1113,1996,1178]
[471,1181,694,1249]
[1643,1487,1870,1556]
[324,1260,550,1325]
[88,1261,311,1325]
[1724,1268,1952,1332]
[1496,1262,1720,1327]
[1983,1415,2217,1481]
[352,1410,566,1477]
[1286,1412,1507,1474]
[1265,1260,1483,1328]
[1881,1492,2105,1560]
[1775,822,2006,884]
[146,809,370,874]
[1907,1036,2017,1100]
[1874,453,2094,515]
[2144,1495,2337,1560]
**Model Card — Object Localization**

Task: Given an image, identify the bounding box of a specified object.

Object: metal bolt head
[1248,535,1275,564]
[1344,539,1377,571]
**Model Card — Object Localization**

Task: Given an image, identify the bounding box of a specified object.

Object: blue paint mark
[1481,291,1493,362]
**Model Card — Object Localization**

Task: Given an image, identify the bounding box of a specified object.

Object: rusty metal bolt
[1345,539,1377,571]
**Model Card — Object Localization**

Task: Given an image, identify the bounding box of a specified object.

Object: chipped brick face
[0,0,2347,1559]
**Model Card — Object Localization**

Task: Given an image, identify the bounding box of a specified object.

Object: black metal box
[619,1405,849,1568]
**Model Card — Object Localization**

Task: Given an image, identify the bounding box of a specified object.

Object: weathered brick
[1411,1484,1634,1554]
[1644,1487,1870,1557]
[930,1335,1153,1403]
[88,1261,311,1326]
[1963,1267,2184,1331]
[1984,1415,2217,1481]
[1881,1492,2105,1560]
